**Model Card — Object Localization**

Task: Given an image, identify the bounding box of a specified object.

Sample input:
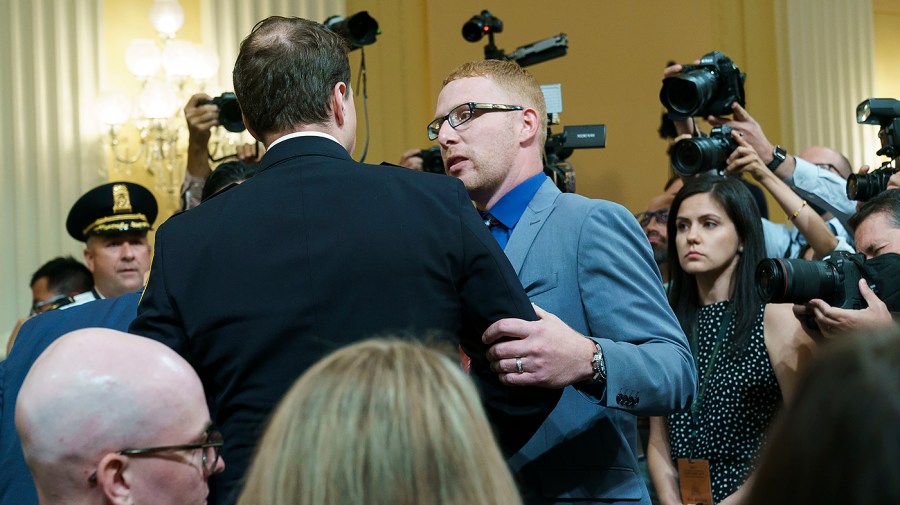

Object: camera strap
[688,302,734,459]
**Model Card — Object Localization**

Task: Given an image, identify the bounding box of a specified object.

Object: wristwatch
[590,342,607,383]
[767,145,787,171]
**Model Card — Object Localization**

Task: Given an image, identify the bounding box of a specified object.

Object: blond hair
[443,59,548,147]
[237,338,523,505]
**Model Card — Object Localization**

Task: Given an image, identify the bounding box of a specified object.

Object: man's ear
[96,453,131,505]
[241,112,261,144]
[519,107,542,145]
[332,82,349,127]
[83,245,95,273]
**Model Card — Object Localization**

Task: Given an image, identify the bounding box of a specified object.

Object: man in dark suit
[129,17,559,505]
[430,59,697,504]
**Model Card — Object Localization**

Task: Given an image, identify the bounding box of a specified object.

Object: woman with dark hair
[647,176,816,505]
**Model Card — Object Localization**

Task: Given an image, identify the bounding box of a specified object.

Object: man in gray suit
[430,59,697,504]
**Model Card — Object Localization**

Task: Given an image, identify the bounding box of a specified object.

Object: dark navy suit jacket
[130,136,561,504]
[0,292,140,505]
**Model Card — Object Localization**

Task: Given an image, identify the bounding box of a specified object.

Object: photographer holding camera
[794,189,900,337]
[182,93,264,209]
[723,131,854,259]
[663,60,855,259]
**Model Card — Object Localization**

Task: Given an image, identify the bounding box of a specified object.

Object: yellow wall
[103,1,900,218]
[345,0,788,215]
[874,1,900,99]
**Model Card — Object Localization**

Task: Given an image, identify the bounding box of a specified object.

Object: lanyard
[688,302,734,458]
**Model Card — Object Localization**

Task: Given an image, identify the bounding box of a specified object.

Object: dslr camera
[660,51,746,118]
[198,92,245,133]
[756,251,872,310]
[756,251,900,322]
[846,98,900,201]
[669,125,738,176]
[417,146,445,174]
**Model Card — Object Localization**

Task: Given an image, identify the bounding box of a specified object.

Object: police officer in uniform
[64,182,157,304]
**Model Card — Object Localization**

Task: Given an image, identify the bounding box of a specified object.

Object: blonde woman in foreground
[237,337,523,505]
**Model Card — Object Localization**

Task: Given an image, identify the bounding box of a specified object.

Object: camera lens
[755,258,837,304]
[847,168,896,201]
[670,131,734,177]
[462,18,486,41]
[218,99,244,133]
[671,139,703,176]
[663,70,717,116]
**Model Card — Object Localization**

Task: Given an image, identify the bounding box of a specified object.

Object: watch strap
[767,145,787,170]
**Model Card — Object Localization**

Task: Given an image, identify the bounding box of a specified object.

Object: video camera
[660,51,746,119]
[846,98,900,201]
[544,124,606,193]
[461,10,568,67]
[198,92,245,133]
[669,125,738,176]
[756,251,900,329]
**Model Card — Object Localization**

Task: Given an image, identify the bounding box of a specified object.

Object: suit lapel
[505,178,560,274]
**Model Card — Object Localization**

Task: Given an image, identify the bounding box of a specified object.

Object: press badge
[677,458,714,505]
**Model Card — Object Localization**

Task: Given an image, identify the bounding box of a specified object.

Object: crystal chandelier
[93,0,221,207]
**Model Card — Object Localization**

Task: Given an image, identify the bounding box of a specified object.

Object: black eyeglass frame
[634,209,670,227]
[427,102,524,140]
[88,430,223,483]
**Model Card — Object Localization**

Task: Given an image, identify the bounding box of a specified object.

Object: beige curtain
[777,0,878,168]
[201,0,345,90]
[1,0,104,351]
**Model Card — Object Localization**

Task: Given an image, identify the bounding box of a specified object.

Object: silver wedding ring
[515,357,524,373]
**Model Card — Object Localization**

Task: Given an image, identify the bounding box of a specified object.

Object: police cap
[66,182,158,242]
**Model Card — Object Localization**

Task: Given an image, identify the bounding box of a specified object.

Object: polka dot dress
[667,301,782,504]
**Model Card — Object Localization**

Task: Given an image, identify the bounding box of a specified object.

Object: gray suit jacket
[505,179,697,504]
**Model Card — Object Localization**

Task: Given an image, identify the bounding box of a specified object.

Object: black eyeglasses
[88,429,223,482]
[427,102,524,140]
[30,294,75,316]
[635,209,669,227]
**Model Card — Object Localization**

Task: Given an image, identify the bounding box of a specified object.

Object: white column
[778,0,878,169]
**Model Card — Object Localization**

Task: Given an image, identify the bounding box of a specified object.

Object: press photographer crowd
[3,9,900,505]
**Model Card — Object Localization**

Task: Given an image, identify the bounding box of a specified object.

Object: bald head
[799,146,852,180]
[15,328,213,505]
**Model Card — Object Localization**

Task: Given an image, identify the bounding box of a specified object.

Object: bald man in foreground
[14,329,223,505]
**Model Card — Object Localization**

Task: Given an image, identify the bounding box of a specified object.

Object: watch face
[768,145,787,170]
[774,145,787,160]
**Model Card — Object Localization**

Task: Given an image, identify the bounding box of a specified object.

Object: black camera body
[544,124,606,193]
[418,146,445,174]
[847,98,900,201]
[198,92,244,133]
[660,51,746,118]
[670,125,738,176]
[756,251,871,310]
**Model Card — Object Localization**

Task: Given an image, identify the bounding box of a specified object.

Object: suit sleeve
[452,182,562,455]
[575,203,697,415]
[128,226,191,361]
